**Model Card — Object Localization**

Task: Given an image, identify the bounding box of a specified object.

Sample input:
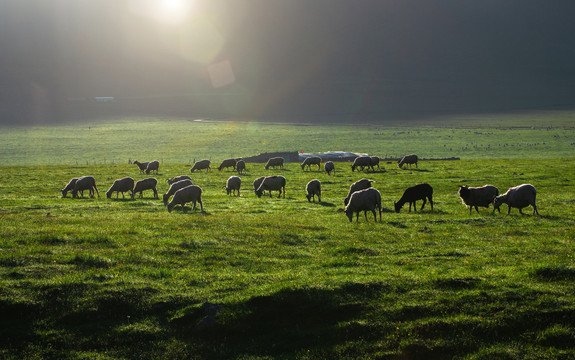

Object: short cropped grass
[1,155,574,359]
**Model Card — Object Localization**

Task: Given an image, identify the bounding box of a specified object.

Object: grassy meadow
[1,114,575,359]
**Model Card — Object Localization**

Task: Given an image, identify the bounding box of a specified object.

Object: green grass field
[1,115,575,359]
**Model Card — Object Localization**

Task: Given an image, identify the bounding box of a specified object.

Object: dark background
[1,0,574,125]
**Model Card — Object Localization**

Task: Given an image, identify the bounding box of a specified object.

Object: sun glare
[131,0,195,25]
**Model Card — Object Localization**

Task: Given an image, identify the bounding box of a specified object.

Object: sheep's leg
[533,205,539,215]
[153,188,158,199]
[371,209,377,222]
[421,198,427,210]
[519,207,524,215]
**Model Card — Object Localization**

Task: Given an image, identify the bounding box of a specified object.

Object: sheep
[344,188,382,222]
[167,185,203,213]
[351,156,371,172]
[398,154,418,168]
[132,178,158,199]
[301,156,321,171]
[458,185,499,214]
[145,160,160,175]
[218,158,238,171]
[133,160,149,174]
[71,176,100,198]
[305,179,321,202]
[226,176,242,196]
[265,157,284,170]
[236,159,246,174]
[324,161,335,176]
[369,156,380,171]
[167,175,192,185]
[344,178,374,206]
[256,175,286,198]
[61,178,78,198]
[394,183,433,213]
[106,177,135,199]
[493,184,539,215]
[163,179,193,205]
[190,159,211,172]
[253,176,265,195]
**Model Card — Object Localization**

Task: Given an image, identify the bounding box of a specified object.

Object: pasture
[1,115,575,359]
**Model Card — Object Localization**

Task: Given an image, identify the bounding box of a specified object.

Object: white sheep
[344,188,382,222]
[167,185,203,213]
[226,176,242,196]
[190,159,211,172]
[324,161,335,176]
[458,185,499,214]
[61,178,78,198]
[132,178,158,199]
[301,156,321,171]
[493,184,539,215]
[145,160,160,175]
[133,160,149,174]
[398,154,418,168]
[256,175,286,198]
[265,157,284,170]
[236,159,246,174]
[106,177,135,199]
[167,175,192,185]
[344,178,374,206]
[253,176,265,195]
[163,179,194,205]
[305,179,321,202]
[351,156,371,172]
[71,176,100,198]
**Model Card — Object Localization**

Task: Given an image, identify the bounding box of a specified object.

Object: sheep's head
[394,201,402,213]
[306,193,312,202]
[61,189,68,198]
[106,191,112,199]
[344,207,353,222]
[493,195,505,211]
[458,185,469,198]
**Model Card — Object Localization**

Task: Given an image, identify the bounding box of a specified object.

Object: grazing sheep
[71,176,100,198]
[305,179,321,202]
[167,185,203,213]
[133,160,149,174]
[324,161,335,176]
[236,159,246,174]
[301,156,321,171]
[493,184,539,215]
[394,183,433,213]
[351,156,372,172]
[132,178,158,199]
[256,175,286,198]
[344,178,374,206]
[190,159,211,172]
[344,188,382,222]
[370,156,380,171]
[163,179,194,205]
[218,158,238,171]
[145,160,160,175]
[398,154,418,168]
[253,176,265,195]
[167,175,192,185]
[458,185,500,214]
[265,157,284,170]
[61,178,78,198]
[106,177,135,199]
[226,176,242,196]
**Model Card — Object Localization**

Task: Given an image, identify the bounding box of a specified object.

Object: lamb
[458,185,500,214]
[133,160,149,174]
[253,177,265,195]
[256,175,286,198]
[344,178,374,206]
[167,185,203,213]
[145,160,160,175]
[236,159,246,174]
[344,188,382,222]
[370,156,380,171]
[61,178,78,198]
[394,183,433,213]
[301,156,321,171]
[265,157,284,170]
[351,156,372,172]
[167,175,192,185]
[163,179,193,205]
[106,177,135,199]
[398,154,418,168]
[305,179,321,202]
[493,184,539,215]
[190,159,211,172]
[71,176,100,198]
[132,178,158,199]
[226,176,242,196]
[324,161,335,176]
[218,158,238,171]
